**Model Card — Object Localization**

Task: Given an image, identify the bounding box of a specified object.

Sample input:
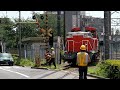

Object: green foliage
[95,61,111,78]
[88,62,98,66]
[0,17,16,48]
[12,54,35,67]
[0,13,64,50]
[89,60,120,79]
[35,13,64,36]
[88,66,98,74]
[14,18,40,48]
[19,59,35,67]
[12,54,20,65]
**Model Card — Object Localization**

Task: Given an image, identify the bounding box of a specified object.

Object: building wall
[65,11,73,34]
[46,11,86,36]
[84,17,104,39]
[65,11,86,34]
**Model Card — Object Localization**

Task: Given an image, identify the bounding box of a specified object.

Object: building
[45,11,105,41]
[83,16,104,40]
[65,11,86,34]
[46,11,86,34]
[46,11,64,14]
[64,12,105,40]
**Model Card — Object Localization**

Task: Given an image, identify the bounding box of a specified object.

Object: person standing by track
[49,47,56,69]
[77,45,91,79]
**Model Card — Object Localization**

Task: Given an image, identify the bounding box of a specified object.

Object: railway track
[60,64,99,79]
[62,65,78,75]
[59,64,79,78]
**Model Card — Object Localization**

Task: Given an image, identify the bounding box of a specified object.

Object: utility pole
[57,11,61,64]
[6,11,7,17]
[80,12,85,31]
[77,11,80,27]
[19,11,21,60]
[108,11,112,59]
[76,11,78,27]
[57,11,61,36]
[104,11,110,60]
[63,11,66,47]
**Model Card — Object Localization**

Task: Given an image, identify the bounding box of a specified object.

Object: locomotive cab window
[91,31,97,38]
[88,33,93,38]
[84,32,92,38]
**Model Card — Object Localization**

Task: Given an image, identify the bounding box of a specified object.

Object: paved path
[0,65,98,79]
[38,70,98,79]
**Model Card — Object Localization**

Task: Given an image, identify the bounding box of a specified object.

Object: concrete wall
[65,11,77,34]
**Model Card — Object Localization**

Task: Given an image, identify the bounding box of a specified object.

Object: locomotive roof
[67,31,91,35]
[67,31,93,38]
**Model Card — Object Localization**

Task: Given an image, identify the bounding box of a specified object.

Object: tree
[14,18,40,48]
[0,17,16,49]
[0,13,64,51]
[34,13,64,37]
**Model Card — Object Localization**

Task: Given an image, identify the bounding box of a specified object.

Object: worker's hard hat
[51,47,54,50]
[80,45,86,50]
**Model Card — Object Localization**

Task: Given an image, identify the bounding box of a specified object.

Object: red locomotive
[64,27,99,65]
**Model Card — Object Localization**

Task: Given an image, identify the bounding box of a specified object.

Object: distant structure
[64,11,104,39]
[46,11,104,41]
[83,16,104,40]
[65,11,86,33]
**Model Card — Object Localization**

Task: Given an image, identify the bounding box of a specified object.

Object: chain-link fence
[99,41,120,60]
[20,42,63,64]
[111,41,120,59]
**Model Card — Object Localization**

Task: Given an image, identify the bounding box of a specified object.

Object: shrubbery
[12,54,35,66]
[90,60,120,79]
[12,54,20,65]
[19,59,35,67]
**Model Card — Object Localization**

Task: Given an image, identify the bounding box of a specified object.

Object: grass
[32,59,66,71]
[88,62,109,78]
[88,66,98,74]
[19,59,35,67]
[14,57,66,71]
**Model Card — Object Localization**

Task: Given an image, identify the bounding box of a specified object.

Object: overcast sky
[86,11,104,18]
[0,11,43,20]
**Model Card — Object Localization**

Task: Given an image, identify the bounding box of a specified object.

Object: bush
[12,54,20,65]
[19,59,35,67]
[96,60,120,79]
[12,54,35,66]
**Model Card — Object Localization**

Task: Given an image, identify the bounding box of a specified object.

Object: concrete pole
[63,11,66,47]
[57,11,61,64]
[104,11,110,60]
[57,11,61,36]
[19,11,22,60]
[108,11,112,59]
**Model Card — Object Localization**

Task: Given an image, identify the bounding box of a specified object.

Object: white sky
[86,11,104,18]
[0,11,44,20]
[86,11,120,18]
